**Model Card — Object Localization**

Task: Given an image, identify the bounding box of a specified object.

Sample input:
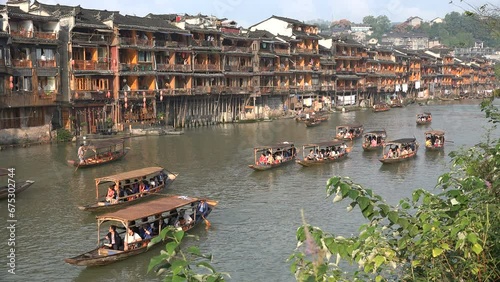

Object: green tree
[148,227,229,281]
[363,15,391,40]
[289,101,500,281]
[495,64,500,81]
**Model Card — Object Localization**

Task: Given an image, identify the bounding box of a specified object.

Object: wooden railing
[37,60,57,68]
[12,59,32,68]
[193,40,219,48]
[119,63,154,72]
[224,65,253,72]
[34,31,57,40]
[73,60,109,71]
[72,91,109,101]
[11,30,32,38]
[0,91,58,107]
[193,64,220,71]
[274,49,289,55]
[222,46,251,53]
[156,64,192,72]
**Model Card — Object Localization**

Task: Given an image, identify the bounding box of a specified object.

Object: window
[38,76,56,92]
[98,48,107,61]
[13,76,32,91]
[36,48,55,60]
[138,51,152,62]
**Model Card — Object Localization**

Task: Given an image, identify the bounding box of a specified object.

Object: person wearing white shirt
[125,227,142,250]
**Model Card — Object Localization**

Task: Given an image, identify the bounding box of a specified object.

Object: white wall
[250,18,292,37]
[319,38,332,49]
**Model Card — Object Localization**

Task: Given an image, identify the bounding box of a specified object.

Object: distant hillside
[308,11,500,48]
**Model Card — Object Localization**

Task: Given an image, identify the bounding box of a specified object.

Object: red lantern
[106,91,111,98]
[9,82,14,89]
[124,102,128,109]
[124,97,127,103]
[75,92,79,99]
[9,76,13,82]
[143,102,146,108]
[143,97,146,103]
[71,59,75,65]
[160,95,163,101]
[143,91,146,98]
[124,91,128,97]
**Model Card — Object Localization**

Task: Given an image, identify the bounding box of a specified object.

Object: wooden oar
[202,215,211,230]
[445,140,454,143]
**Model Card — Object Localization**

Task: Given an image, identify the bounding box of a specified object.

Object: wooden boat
[68,139,129,168]
[0,168,35,200]
[335,123,364,140]
[379,138,419,164]
[296,140,349,167]
[65,195,217,266]
[372,103,391,112]
[424,130,445,150]
[304,118,324,127]
[390,99,403,108]
[362,130,387,151]
[248,142,297,171]
[78,167,178,212]
[416,112,432,125]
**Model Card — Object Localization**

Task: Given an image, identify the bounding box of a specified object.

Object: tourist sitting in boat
[371,138,377,147]
[104,225,123,250]
[401,147,408,156]
[152,216,167,236]
[105,185,116,203]
[425,138,432,147]
[435,138,442,147]
[344,131,352,139]
[307,149,315,160]
[258,153,267,165]
[266,153,274,165]
[140,222,153,240]
[125,227,142,250]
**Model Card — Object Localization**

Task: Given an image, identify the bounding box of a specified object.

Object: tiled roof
[272,15,308,26]
[110,14,187,33]
[7,6,57,22]
[146,13,180,22]
[293,30,321,40]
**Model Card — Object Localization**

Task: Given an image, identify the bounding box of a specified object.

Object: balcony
[12,59,32,68]
[121,90,157,99]
[294,65,313,71]
[259,66,275,72]
[193,40,219,48]
[222,46,251,53]
[73,60,109,71]
[295,48,316,54]
[156,64,192,72]
[224,65,253,72]
[37,60,57,68]
[11,30,32,38]
[322,69,335,75]
[193,64,220,71]
[320,85,335,91]
[259,86,274,94]
[34,31,57,40]
[72,91,109,101]
[275,49,290,55]
[120,37,153,46]
[226,86,253,94]
[1,91,58,107]
[273,87,289,94]
[119,63,154,72]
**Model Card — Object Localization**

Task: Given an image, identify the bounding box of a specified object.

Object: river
[0,100,497,281]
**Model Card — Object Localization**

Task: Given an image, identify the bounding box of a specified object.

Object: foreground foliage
[289,100,500,281]
[148,226,229,282]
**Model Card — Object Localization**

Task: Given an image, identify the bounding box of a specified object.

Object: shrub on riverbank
[56,129,73,142]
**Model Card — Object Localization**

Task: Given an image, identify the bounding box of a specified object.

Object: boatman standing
[78,143,86,164]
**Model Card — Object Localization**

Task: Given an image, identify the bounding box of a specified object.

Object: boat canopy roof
[336,123,363,129]
[386,138,417,144]
[253,142,294,150]
[425,130,445,136]
[97,195,200,222]
[364,130,386,136]
[95,167,164,184]
[302,140,345,147]
[417,112,432,116]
